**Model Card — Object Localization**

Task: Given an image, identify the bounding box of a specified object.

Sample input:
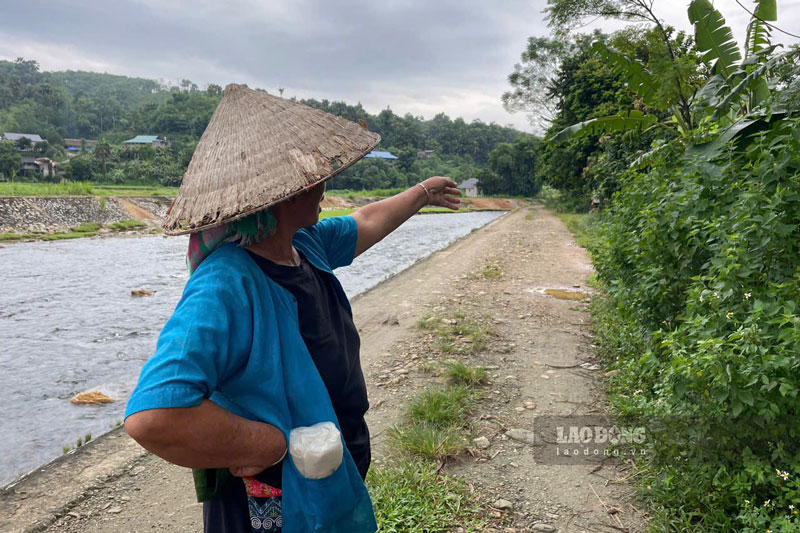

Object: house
[417,149,435,159]
[2,132,44,145]
[20,157,58,177]
[457,178,480,197]
[124,135,169,148]
[64,138,98,153]
[363,150,397,161]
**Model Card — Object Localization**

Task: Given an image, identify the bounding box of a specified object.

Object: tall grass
[0,180,94,196]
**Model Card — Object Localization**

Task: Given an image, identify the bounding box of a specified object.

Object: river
[0,211,503,486]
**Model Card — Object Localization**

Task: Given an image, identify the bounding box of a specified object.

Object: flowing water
[0,211,503,486]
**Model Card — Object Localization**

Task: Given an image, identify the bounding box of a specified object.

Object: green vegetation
[92,184,179,197]
[417,312,493,354]
[443,361,490,387]
[70,222,102,232]
[476,261,503,280]
[366,461,488,532]
[536,1,800,529]
[554,212,595,250]
[387,423,467,461]
[0,180,94,196]
[0,58,526,190]
[406,385,475,428]
[1,218,150,242]
[109,219,146,231]
[319,208,356,219]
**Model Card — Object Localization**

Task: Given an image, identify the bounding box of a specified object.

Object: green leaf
[686,118,762,160]
[591,42,658,107]
[549,111,658,142]
[688,0,742,79]
[745,0,776,57]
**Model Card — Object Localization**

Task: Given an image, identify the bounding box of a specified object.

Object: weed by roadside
[416,312,493,354]
[367,460,489,532]
[443,361,489,387]
[474,260,503,280]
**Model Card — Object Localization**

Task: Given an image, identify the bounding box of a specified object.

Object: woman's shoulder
[190,243,259,284]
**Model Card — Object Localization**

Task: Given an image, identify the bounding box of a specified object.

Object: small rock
[67,511,80,519]
[397,369,409,375]
[503,375,516,380]
[381,315,400,326]
[107,506,123,514]
[130,288,154,297]
[523,401,536,409]
[493,499,514,511]
[604,369,619,377]
[120,495,130,502]
[514,406,525,412]
[473,436,490,449]
[130,466,146,476]
[532,524,556,532]
[506,428,535,445]
[545,512,559,519]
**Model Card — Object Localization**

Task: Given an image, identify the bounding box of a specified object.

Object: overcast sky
[1,0,798,132]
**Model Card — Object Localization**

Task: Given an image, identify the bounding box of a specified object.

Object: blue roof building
[364,150,397,160]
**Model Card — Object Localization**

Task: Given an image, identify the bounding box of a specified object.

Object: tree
[502,35,581,132]
[16,136,32,151]
[93,141,112,174]
[67,156,94,181]
[0,143,22,178]
[546,0,696,129]
[34,140,49,155]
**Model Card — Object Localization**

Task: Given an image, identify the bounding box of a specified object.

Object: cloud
[0,0,797,132]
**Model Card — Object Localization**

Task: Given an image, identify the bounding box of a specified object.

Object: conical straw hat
[162,83,380,235]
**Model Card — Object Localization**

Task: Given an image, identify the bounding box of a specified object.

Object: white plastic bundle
[288,421,343,479]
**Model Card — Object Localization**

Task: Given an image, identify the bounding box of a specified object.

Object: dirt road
[0,205,646,532]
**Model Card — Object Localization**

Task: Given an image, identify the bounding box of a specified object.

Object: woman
[124,84,461,532]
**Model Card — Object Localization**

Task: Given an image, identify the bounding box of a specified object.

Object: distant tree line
[0,58,536,191]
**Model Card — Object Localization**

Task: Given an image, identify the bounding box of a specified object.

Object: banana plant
[550,0,795,163]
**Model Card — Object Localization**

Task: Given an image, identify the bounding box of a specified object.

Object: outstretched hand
[421,176,461,210]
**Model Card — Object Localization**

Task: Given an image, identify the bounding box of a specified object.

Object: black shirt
[248,248,371,481]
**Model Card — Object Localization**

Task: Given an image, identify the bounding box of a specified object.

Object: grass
[0,181,179,197]
[556,212,597,250]
[388,379,485,460]
[1,218,149,242]
[406,385,474,428]
[476,261,503,279]
[319,208,356,218]
[417,312,493,354]
[70,222,102,232]
[91,184,178,197]
[387,423,466,460]
[327,187,405,198]
[444,361,489,387]
[367,460,488,532]
[109,219,146,231]
[0,180,94,196]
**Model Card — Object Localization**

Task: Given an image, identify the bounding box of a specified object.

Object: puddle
[525,287,590,301]
[544,289,588,301]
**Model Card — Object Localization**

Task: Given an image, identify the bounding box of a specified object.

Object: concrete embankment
[0,195,524,237]
[0,197,172,234]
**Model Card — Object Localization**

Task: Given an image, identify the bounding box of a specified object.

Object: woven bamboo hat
[162,83,380,235]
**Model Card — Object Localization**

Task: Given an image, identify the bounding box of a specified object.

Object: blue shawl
[125,216,377,532]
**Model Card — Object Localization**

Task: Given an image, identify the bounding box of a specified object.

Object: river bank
[0,205,647,532]
[0,195,523,241]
